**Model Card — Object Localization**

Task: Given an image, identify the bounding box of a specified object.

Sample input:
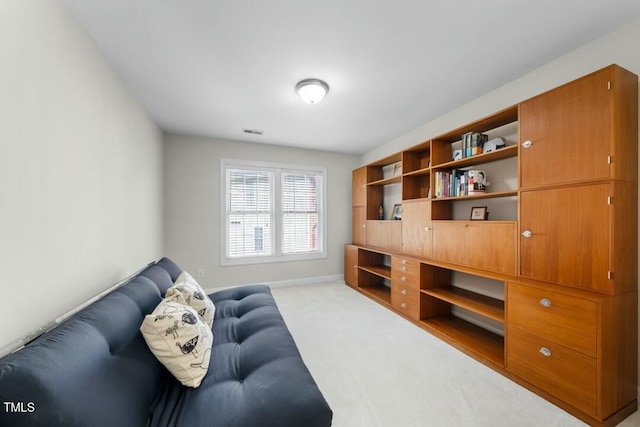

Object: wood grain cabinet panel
[391,257,421,290]
[507,282,597,356]
[432,221,517,275]
[366,220,402,252]
[507,328,597,416]
[391,286,421,320]
[520,65,637,189]
[520,184,612,293]
[344,244,359,288]
[352,207,366,245]
[401,200,432,259]
[520,67,610,189]
[352,167,368,207]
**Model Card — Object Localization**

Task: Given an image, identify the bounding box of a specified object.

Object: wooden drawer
[391,257,420,290]
[507,282,597,356]
[391,286,421,320]
[507,328,597,416]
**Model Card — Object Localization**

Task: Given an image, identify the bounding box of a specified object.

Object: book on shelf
[433,169,487,198]
[461,132,488,158]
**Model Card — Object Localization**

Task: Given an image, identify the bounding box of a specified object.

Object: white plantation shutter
[226,168,273,258]
[282,171,322,255]
[222,159,325,265]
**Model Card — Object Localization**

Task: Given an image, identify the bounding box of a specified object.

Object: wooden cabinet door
[520,184,611,292]
[402,200,432,258]
[352,207,366,245]
[344,244,358,287]
[432,221,517,275]
[366,220,402,252]
[352,167,368,206]
[520,68,611,189]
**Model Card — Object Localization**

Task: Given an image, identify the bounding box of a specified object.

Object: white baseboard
[260,274,344,288]
[204,274,344,293]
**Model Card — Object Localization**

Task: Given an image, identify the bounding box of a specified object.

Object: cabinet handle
[539,347,551,357]
[424,226,431,231]
[522,140,532,148]
[401,276,407,282]
[401,259,407,265]
[522,230,532,238]
[401,303,407,309]
[401,289,407,295]
[401,266,407,272]
[361,223,366,228]
[539,298,552,308]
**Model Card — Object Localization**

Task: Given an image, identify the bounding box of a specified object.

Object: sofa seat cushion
[149,285,332,427]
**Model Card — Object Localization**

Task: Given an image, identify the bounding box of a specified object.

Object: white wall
[164,134,358,288]
[364,17,640,164]
[362,17,640,394]
[0,1,163,348]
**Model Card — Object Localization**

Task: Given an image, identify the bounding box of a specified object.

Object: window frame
[220,159,327,266]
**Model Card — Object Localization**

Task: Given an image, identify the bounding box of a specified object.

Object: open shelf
[403,167,430,177]
[432,189,517,202]
[367,175,402,187]
[422,287,504,322]
[419,315,504,367]
[431,105,518,144]
[359,284,391,305]
[358,264,391,280]
[432,144,517,170]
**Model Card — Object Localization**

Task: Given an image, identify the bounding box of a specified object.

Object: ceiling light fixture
[295,79,329,104]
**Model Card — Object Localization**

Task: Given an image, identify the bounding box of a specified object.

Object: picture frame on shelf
[393,162,402,176]
[470,206,488,221]
[392,204,403,220]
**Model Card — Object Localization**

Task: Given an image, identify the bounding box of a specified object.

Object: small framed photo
[393,162,402,177]
[470,206,488,221]
[392,204,403,220]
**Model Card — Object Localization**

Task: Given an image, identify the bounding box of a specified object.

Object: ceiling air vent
[242,128,263,135]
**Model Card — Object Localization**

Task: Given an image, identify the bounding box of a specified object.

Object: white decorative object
[140,299,213,387]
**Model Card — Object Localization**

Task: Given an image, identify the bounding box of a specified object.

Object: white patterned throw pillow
[140,298,213,387]
[166,271,215,327]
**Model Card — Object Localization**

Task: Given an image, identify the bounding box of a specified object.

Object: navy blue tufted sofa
[0,257,332,426]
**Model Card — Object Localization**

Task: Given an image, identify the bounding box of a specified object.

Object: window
[221,159,326,265]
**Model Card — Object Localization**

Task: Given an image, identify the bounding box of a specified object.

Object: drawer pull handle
[539,298,551,308]
[401,276,407,282]
[361,223,366,228]
[402,266,407,272]
[401,259,407,265]
[401,303,407,309]
[424,226,431,232]
[522,140,532,148]
[522,230,532,238]
[401,289,407,295]
[539,347,551,357]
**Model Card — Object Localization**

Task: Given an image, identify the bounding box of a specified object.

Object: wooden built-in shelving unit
[345,64,638,427]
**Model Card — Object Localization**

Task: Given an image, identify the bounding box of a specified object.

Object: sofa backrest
[0,258,182,427]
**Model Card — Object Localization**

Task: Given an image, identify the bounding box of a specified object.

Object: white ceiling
[61,0,640,155]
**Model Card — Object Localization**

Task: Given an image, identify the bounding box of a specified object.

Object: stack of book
[461,132,488,158]
[433,169,486,198]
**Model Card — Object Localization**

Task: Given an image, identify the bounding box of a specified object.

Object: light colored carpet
[271,281,640,427]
